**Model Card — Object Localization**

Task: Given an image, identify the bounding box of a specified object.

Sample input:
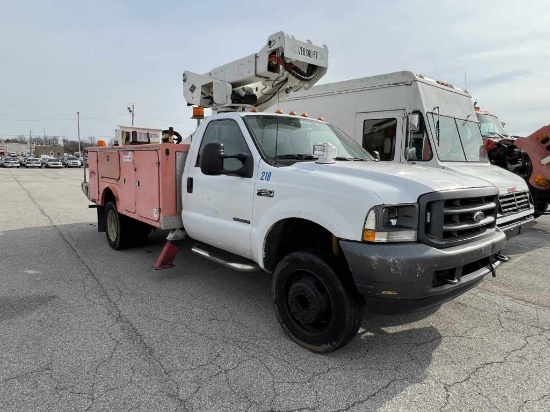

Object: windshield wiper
[334,156,368,161]
[483,131,507,138]
[275,154,317,160]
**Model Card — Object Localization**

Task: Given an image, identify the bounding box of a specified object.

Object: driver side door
[355,110,404,162]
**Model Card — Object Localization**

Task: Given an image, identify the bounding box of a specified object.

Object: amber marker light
[534,173,550,187]
[275,108,284,114]
[289,111,297,115]
[192,106,204,119]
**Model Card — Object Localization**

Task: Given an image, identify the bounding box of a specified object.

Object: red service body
[84,143,190,230]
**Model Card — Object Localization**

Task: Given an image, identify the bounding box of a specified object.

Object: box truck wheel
[272,250,363,353]
[105,202,132,250]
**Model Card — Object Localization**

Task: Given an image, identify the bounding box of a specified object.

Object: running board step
[191,244,259,272]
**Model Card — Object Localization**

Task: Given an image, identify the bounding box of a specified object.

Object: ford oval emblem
[473,211,485,223]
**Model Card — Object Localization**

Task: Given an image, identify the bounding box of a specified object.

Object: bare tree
[87,135,97,145]
[33,136,44,145]
[16,135,28,144]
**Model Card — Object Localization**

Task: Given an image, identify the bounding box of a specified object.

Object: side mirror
[200,142,224,175]
[408,113,420,133]
[372,150,381,161]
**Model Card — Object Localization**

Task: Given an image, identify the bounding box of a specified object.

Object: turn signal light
[362,229,376,242]
[275,108,283,114]
[534,173,550,187]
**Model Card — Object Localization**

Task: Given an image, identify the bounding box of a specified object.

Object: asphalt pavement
[1,167,549,412]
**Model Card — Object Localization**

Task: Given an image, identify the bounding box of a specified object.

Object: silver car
[25,158,41,168]
[64,155,81,167]
[2,157,20,168]
[45,158,63,168]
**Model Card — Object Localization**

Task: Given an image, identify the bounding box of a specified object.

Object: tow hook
[495,253,509,262]
[487,253,509,278]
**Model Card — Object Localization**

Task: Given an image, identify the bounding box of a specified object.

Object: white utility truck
[277,71,534,239]
[83,35,507,353]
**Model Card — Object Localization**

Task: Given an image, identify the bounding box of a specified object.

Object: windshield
[243,115,372,164]
[476,113,508,137]
[427,113,487,162]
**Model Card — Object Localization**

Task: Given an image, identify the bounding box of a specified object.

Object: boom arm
[182,31,328,112]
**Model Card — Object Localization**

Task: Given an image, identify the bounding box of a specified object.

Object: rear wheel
[105,202,132,250]
[272,251,363,353]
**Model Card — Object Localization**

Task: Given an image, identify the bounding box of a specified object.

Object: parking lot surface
[1,167,549,412]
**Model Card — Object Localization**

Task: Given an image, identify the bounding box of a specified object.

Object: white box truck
[277,71,534,238]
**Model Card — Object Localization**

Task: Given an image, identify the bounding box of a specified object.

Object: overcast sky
[0,0,548,142]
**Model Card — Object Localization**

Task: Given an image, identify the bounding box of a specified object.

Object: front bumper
[497,214,535,239]
[340,230,506,314]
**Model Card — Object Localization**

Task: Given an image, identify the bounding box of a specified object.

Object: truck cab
[277,71,535,238]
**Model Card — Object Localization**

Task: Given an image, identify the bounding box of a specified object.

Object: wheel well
[263,218,347,273]
[97,188,116,233]
[102,188,116,207]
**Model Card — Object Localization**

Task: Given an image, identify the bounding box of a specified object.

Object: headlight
[362,204,418,243]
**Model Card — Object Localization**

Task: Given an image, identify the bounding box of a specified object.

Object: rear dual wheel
[272,251,363,353]
[105,202,151,250]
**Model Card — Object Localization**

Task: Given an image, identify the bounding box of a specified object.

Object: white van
[277,71,534,238]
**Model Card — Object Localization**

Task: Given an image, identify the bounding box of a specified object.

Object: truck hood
[442,163,529,195]
[293,161,494,204]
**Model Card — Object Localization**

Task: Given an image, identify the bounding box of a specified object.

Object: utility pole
[29,130,32,156]
[77,111,81,155]
[127,103,135,126]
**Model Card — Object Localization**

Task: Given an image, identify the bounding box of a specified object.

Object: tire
[272,250,363,353]
[105,202,132,250]
[534,201,549,218]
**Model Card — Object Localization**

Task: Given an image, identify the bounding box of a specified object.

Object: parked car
[45,158,63,168]
[40,156,52,167]
[24,158,41,168]
[2,157,20,168]
[63,155,81,167]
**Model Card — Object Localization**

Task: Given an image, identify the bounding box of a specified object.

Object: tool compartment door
[88,151,99,202]
[120,151,136,213]
[135,150,160,221]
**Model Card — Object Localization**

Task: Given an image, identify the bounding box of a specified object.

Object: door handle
[187,177,193,193]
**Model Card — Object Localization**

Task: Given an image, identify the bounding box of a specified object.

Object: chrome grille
[441,196,496,240]
[418,188,499,249]
[498,191,531,216]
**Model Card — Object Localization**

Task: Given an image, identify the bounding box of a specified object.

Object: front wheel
[272,251,363,353]
[534,201,549,218]
[105,202,131,250]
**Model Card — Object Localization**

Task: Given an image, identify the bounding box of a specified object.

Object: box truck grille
[498,191,531,216]
[418,188,499,249]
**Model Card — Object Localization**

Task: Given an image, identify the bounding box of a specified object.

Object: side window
[196,119,251,172]
[405,113,432,161]
[362,118,397,161]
